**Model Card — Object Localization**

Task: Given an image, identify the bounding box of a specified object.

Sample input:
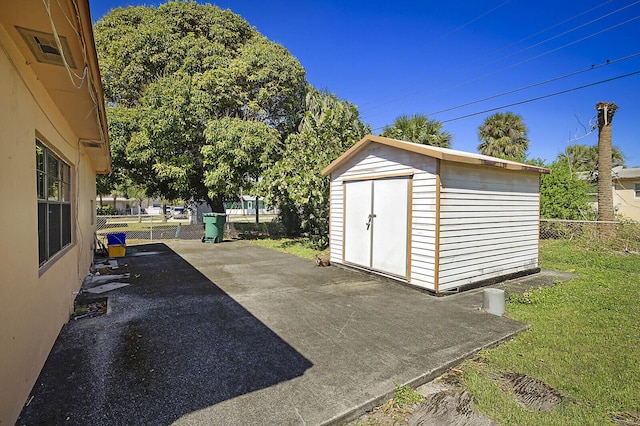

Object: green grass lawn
[249,237,328,260]
[462,240,640,425]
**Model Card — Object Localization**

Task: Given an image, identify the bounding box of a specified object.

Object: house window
[635,183,640,199]
[37,141,71,265]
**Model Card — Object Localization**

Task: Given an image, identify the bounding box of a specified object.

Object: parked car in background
[146,206,163,215]
[171,206,186,218]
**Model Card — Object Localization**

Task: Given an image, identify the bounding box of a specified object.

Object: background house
[96,196,139,214]
[0,1,110,423]
[225,195,277,216]
[613,167,640,221]
[323,135,549,294]
[578,167,640,222]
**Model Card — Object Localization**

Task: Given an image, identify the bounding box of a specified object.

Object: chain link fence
[96,215,204,244]
[97,215,639,252]
[96,214,282,245]
[540,219,640,252]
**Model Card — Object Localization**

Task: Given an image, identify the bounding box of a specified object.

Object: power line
[363,15,640,126]
[480,0,615,62]
[480,0,640,71]
[357,0,513,109]
[361,2,640,116]
[359,0,624,111]
[440,69,640,123]
[428,52,640,116]
[423,0,513,52]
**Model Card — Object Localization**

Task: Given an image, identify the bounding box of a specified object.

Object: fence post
[150,214,153,241]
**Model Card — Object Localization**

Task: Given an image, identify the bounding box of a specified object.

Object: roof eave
[75,0,111,173]
[322,135,550,176]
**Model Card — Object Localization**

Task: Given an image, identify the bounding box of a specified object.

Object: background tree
[96,174,113,207]
[540,160,594,220]
[261,87,370,245]
[124,74,213,208]
[380,114,452,148]
[477,111,529,161]
[201,118,281,206]
[559,143,625,176]
[595,102,618,235]
[94,2,307,211]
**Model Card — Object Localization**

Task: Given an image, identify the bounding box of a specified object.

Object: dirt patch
[410,369,497,426]
[499,372,563,411]
[346,363,569,425]
[409,389,496,426]
[345,369,495,426]
[609,412,640,426]
[71,300,107,320]
[348,398,417,425]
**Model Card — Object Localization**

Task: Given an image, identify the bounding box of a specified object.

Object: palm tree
[560,143,625,173]
[477,112,529,161]
[125,183,148,223]
[595,102,618,236]
[381,114,452,148]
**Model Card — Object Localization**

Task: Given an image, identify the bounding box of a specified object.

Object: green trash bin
[203,212,226,243]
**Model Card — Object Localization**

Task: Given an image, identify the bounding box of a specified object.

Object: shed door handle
[366,213,376,230]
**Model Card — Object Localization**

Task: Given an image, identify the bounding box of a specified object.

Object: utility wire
[361,0,618,111]
[480,0,615,63]
[481,0,640,70]
[424,0,513,52]
[428,52,640,116]
[363,13,640,122]
[361,3,640,115]
[440,69,640,123]
[357,0,512,109]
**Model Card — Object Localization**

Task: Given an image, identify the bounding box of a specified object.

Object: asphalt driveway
[18,240,531,425]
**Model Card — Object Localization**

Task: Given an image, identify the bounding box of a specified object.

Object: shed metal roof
[322,135,550,176]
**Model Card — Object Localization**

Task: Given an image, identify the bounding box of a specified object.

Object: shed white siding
[438,162,540,291]
[324,136,547,294]
[408,163,438,290]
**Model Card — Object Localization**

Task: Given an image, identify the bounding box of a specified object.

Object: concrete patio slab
[18,240,541,425]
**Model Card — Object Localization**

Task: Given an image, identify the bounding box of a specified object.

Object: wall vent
[82,141,102,148]
[16,26,76,68]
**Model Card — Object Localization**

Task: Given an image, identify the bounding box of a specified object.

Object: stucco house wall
[0,2,110,423]
[613,168,640,221]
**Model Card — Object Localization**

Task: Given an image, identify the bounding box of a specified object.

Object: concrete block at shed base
[483,288,505,316]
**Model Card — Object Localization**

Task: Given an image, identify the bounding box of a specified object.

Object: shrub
[97,205,117,215]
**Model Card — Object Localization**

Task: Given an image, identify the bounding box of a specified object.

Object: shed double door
[344,177,409,278]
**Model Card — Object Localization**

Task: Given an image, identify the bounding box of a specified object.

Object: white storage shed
[322,135,550,294]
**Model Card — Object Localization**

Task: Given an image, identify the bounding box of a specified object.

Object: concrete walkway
[18,240,543,425]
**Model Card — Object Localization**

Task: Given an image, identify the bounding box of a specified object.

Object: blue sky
[89,0,640,166]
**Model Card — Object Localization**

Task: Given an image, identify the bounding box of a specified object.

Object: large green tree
[477,112,529,161]
[94,2,307,211]
[261,87,370,245]
[202,118,281,202]
[381,114,452,148]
